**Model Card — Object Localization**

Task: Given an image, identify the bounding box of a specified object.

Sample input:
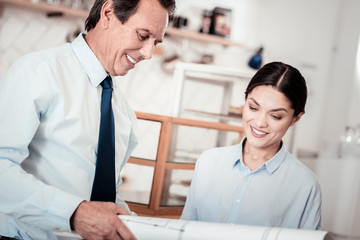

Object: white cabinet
[169,62,254,165]
[171,62,254,119]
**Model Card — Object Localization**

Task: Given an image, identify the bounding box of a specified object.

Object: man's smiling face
[100,0,169,76]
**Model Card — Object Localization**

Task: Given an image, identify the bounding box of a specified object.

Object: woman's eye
[272,115,282,120]
[249,106,257,111]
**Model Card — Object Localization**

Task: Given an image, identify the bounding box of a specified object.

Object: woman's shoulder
[196,144,242,167]
[193,144,242,179]
[283,153,320,186]
[200,143,241,158]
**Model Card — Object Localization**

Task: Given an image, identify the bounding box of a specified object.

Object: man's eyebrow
[137,28,163,43]
[249,98,288,113]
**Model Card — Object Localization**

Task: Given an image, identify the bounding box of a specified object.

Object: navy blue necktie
[90,76,116,202]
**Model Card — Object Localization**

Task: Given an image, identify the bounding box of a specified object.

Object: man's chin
[112,70,129,77]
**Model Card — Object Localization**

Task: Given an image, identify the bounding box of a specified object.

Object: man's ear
[100,0,113,29]
[290,112,304,126]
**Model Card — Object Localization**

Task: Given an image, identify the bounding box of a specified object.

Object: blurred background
[0,0,359,239]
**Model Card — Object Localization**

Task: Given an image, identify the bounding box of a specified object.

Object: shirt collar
[264,142,287,174]
[233,137,246,169]
[233,137,287,174]
[71,33,108,88]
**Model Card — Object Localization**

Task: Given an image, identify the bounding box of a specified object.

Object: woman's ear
[290,112,304,126]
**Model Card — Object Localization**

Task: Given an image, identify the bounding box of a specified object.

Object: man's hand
[71,201,137,240]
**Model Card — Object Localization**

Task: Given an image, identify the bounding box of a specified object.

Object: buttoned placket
[228,163,266,223]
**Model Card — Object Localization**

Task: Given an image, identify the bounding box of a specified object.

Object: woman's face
[242,85,303,151]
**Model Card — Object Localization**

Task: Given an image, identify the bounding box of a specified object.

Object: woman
[181,62,321,230]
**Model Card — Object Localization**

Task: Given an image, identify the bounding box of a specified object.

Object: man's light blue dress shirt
[181,138,321,230]
[0,34,138,239]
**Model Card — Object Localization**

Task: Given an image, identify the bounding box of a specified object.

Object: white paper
[119,215,330,240]
[53,215,329,240]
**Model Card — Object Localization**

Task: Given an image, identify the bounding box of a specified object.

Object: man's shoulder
[17,43,73,68]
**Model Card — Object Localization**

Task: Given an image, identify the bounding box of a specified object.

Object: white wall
[0,5,84,77]
[348,39,360,126]
[249,0,340,155]
[320,0,360,149]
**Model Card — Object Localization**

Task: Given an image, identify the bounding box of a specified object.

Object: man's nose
[139,41,155,60]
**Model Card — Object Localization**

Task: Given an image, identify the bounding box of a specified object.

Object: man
[0,0,175,239]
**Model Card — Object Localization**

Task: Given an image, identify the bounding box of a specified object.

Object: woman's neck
[242,140,281,171]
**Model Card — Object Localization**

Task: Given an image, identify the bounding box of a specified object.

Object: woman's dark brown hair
[245,61,307,117]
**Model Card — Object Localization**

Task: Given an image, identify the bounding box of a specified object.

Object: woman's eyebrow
[249,98,288,113]
[249,98,260,106]
[271,108,288,113]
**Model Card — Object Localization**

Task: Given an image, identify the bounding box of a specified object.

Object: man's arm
[0,57,84,231]
[71,201,137,240]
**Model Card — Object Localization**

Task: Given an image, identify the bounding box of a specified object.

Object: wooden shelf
[182,109,242,123]
[0,0,246,47]
[165,27,246,48]
[0,0,89,18]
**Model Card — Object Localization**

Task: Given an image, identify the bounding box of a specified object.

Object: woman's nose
[255,113,268,127]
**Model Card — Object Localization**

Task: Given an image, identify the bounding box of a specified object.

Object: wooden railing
[126,112,244,218]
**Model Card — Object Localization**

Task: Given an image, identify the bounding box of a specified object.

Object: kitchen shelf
[182,109,242,123]
[0,0,89,18]
[0,0,246,47]
[165,27,246,48]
